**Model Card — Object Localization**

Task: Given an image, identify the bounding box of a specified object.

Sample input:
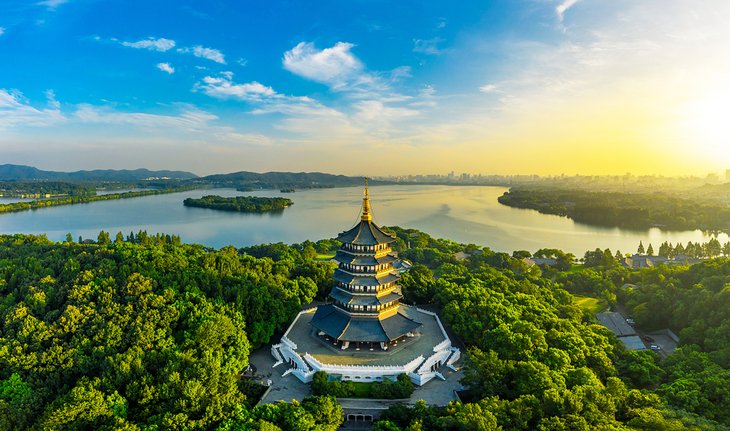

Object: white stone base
[271,307,459,386]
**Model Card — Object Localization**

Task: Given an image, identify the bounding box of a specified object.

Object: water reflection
[0,185,726,255]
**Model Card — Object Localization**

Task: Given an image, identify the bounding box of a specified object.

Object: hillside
[200,171,387,190]
[0,164,198,182]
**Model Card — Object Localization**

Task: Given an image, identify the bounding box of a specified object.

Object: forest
[498,188,730,233]
[0,181,96,198]
[183,196,293,213]
[0,228,729,429]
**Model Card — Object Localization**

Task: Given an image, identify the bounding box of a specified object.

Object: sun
[678,93,730,160]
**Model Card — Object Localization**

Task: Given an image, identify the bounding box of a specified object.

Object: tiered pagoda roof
[311,180,422,345]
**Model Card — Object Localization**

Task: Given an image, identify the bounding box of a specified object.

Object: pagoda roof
[334,251,398,266]
[334,270,399,287]
[310,304,423,343]
[329,287,402,306]
[337,220,396,245]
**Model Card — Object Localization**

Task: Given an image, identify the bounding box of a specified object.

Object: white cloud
[413,38,444,55]
[121,37,176,52]
[37,0,68,10]
[353,100,419,124]
[0,27,5,37]
[179,45,226,64]
[556,0,582,23]
[283,42,362,87]
[479,84,499,93]
[0,89,65,130]
[74,104,217,131]
[390,66,412,81]
[196,73,276,101]
[156,62,175,74]
[45,89,60,109]
[220,132,273,146]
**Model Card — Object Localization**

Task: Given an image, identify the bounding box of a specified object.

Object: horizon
[2,162,729,181]
[1,1,729,176]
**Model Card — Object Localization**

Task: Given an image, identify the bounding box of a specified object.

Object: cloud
[74,104,217,131]
[556,0,582,23]
[353,100,419,124]
[413,37,444,55]
[45,89,60,109]
[37,0,68,10]
[479,84,499,93]
[179,45,226,64]
[156,62,175,74]
[121,37,176,52]
[219,132,273,146]
[195,72,276,101]
[390,66,412,81]
[283,42,362,87]
[0,89,65,130]
[0,27,5,37]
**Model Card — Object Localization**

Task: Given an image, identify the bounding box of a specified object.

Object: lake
[0,185,726,255]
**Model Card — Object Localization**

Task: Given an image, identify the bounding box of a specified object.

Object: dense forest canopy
[0,228,729,430]
[498,188,730,233]
[0,233,338,430]
[0,181,96,197]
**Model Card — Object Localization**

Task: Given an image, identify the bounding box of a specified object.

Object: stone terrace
[285,308,447,367]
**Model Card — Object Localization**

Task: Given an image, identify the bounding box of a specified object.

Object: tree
[707,237,722,257]
[646,243,654,256]
[637,241,645,255]
[97,230,110,245]
[65,233,73,243]
[513,250,532,259]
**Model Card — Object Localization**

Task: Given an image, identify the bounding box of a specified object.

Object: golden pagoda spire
[361,177,372,221]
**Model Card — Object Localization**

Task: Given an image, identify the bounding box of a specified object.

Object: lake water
[0,185,726,255]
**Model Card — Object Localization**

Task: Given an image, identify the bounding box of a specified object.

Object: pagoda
[310,180,422,350]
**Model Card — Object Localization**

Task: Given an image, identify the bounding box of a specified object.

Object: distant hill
[200,171,385,190]
[0,164,198,182]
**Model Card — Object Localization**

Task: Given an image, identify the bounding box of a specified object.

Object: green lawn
[315,253,335,261]
[573,295,608,315]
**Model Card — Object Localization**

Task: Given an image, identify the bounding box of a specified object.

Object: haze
[1,0,728,176]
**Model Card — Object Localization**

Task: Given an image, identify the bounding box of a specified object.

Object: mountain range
[0,164,198,182]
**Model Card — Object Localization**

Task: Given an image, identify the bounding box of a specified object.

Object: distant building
[623,254,668,268]
[666,254,702,266]
[597,311,647,351]
[523,257,557,267]
[453,251,471,261]
[622,254,702,268]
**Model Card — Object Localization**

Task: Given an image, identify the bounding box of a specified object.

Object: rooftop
[286,308,447,366]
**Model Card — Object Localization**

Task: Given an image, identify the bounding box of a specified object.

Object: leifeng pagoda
[310,181,422,350]
[270,179,459,388]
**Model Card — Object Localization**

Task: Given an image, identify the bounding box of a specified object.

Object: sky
[1,0,729,176]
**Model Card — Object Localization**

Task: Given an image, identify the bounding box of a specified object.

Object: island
[183,195,293,213]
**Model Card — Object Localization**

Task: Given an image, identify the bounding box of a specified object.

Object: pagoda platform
[271,306,460,386]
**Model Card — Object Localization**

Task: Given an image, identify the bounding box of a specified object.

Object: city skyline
[1,0,729,176]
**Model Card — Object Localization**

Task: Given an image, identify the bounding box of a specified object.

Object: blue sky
[1,0,729,175]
